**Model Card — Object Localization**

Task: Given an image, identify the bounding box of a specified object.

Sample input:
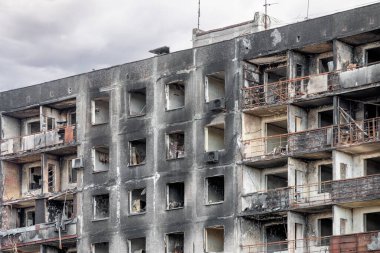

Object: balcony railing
[242,126,333,160]
[0,125,76,156]
[333,117,380,148]
[242,174,380,216]
[242,71,341,109]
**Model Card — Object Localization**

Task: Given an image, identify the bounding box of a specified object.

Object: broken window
[92,242,109,253]
[265,224,287,252]
[29,166,42,190]
[129,88,147,116]
[28,121,40,134]
[130,188,146,214]
[319,57,334,73]
[340,218,347,235]
[364,104,379,119]
[166,82,185,110]
[318,110,334,127]
[266,120,288,154]
[167,182,184,210]
[318,218,333,246]
[205,226,224,252]
[206,176,224,204]
[93,147,109,172]
[47,117,55,130]
[166,132,185,159]
[205,123,225,152]
[129,139,146,166]
[69,112,76,125]
[266,66,287,83]
[91,98,110,125]
[319,164,333,193]
[205,71,225,102]
[129,237,146,253]
[266,172,288,190]
[365,157,380,175]
[48,164,56,192]
[93,194,109,220]
[166,233,184,253]
[366,47,380,65]
[69,159,77,183]
[365,212,380,232]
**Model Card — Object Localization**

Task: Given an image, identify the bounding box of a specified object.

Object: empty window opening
[319,164,333,193]
[92,242,109,253]
[206,71,225,102]
[366,47,380,65]
[129,237,146,253]
[167,182,184,210]
[93,194,109,220]
[318,110,334,127]
[69,112,76,125]
[25,209,36,227]
[365,212,380,232]
[48,164,56,192]
[69,159,77,183]
[166,82,185,110]
[266,172,288,190]
[205,226,224,252]
[319,57,334,73]
[29,166,42,190]
[266,120,288,154]
[340,163,347,180]
[129,88,147,116]
[166,233,184,253]
[28,121,40,134]
[295,116,302,132]
[47,117,55,130]
[129,139,146,166]
[93,147,109,172]
[365,157,380,175]
[91,98,110,125]
[265,224,287,252]
[319,218,333,246]
[47,199,75,222]
[130,188,146,214]
[265,66,287,84]
[167,132,185,159]
[205,123,225,152]
[206,176,224,204]
[365,104,380,120]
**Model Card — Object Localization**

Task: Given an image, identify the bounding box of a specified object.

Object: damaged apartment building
[2,3,380,253]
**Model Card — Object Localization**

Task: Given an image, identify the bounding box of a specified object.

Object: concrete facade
[1,3,380,253]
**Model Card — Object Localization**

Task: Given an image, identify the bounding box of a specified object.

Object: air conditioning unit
[209,98,225,112]
[205,151,219,163]
[72,158,83,169]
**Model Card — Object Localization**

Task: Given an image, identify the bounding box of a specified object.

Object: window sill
[127,114,146,119]
[165,106,185,112]
[128,162,146,167]
[91,122,109,126]
[166,156,185,161]
[205,201,224,206]
[128,212,146,216]
[92,170,109,174]
[92,218,109,222]
[166,207,184,211]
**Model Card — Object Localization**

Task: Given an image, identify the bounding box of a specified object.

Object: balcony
[242,126,333,165]
[0,125,77,158]
[0,218,77,251]
[241,174,380,219]
[242,71,340,110]
[241,232,380,253]
[333,117,380,154]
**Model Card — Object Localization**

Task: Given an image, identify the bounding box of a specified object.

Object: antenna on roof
[263,0,278,30]
[306,0,310,19]
[198,0,201,29]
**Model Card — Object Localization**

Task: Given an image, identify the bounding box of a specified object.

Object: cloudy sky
[0,0,378,91]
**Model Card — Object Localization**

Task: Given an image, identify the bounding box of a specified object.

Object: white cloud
[0,0,378,90]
